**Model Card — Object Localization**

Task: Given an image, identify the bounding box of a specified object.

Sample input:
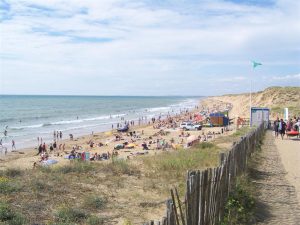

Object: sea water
[0,95,201,150]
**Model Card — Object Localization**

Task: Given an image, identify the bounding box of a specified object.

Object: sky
[0,0,299,96]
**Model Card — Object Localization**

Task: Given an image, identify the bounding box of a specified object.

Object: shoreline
[0,97,201,150]
[0,97,232,170]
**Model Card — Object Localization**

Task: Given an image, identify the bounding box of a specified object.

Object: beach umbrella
[187,135,198,143]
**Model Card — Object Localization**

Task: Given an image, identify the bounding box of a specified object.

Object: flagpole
[250,60,262,127]
[250,77,252,127]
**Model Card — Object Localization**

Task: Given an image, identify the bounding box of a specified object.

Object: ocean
[0,95,201,150]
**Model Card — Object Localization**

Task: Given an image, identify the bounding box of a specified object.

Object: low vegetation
[221,130,264,225]
[103,157,140,176]
[221,176,256,225]
[84,196,107,210]
[0,201,27,225]
[0,129,256,224]
[213,126,254,150]
[0,143,221,224]
[142,143,219,179]
[0,176,21,194]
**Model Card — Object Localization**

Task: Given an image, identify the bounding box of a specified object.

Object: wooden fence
[144,123,265,225]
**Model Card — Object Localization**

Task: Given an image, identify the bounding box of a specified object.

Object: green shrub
[31,179,52,192]
[55,206,88,223]
[0,202,27,224]
[196,142,215,149]
[1,168,23,178]
[0,178,21,194]
[84,196,107,209]
[0,202,14,221]
[222,181,255,224]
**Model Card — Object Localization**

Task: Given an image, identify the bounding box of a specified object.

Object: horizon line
[0,94,207,98]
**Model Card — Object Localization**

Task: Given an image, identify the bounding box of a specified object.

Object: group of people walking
[273,116,300,139]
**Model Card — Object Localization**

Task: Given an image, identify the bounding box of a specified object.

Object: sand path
[254,131,300,224]
[275,135,300,203]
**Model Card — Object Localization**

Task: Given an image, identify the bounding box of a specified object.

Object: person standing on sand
[12,140,16,150]
[274,118,279,138]
[42,142,46,152]
[278,119,286,140]
[37,144,42,155]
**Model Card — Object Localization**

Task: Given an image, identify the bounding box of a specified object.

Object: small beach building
[250,107,269,128]
[209,112,229,126]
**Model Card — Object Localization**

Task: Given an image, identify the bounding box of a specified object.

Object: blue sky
[0,0,299,96]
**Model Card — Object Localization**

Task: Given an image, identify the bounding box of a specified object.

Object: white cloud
[0,0,299,95]
[271,74,300,80]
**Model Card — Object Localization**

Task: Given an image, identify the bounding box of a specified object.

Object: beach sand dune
[202,86,300,120]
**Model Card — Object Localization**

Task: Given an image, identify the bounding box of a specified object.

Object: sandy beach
[0,98,232,171]
[1,87,299,224]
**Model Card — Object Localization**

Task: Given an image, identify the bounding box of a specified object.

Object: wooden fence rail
[144,123,265,225]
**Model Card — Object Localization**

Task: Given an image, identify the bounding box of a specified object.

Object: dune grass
[0,201,27,225]
[103,157,141,176]
[0,129,253,224]
[143,144,219,179]
[213,126,254,149]
[231,126,253,137]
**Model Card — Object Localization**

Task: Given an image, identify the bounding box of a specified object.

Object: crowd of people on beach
[28,103,233,167]
[1,101,236,169]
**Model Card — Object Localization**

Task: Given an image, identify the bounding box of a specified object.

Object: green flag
[252,61,262,69]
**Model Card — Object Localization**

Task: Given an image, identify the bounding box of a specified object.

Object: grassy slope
[214,86,300,119]
[0,127,259,224]
[262,86,300,117]
[0,147,220,224]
